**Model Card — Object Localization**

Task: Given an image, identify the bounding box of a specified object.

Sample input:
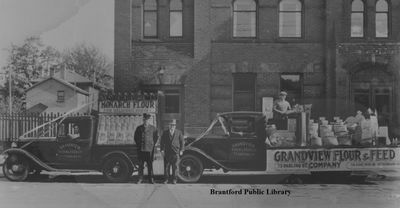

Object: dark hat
[143,113,151,120]
[169,119,177,125]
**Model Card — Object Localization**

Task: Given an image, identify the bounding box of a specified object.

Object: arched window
[143,0,158,38]
[170,0,183,37]
[233,0,257,38]
[351,0,364,38]
[376,0,389,37]
[279,0,302,38]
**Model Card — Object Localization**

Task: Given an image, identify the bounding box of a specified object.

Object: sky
[0,0,114,75]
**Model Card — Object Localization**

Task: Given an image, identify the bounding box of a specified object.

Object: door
[55,119,92,167]
[160,87,184,131]
[227,116,266,170]
[352,83,393,126]
[195,118,231,163]
[373,87,392,126]
[233,73,256,111]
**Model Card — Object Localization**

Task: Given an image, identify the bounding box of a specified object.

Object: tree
[3,37,61,96]
[1,37,113,113]
[2,36,61,112]
[62,44,113,89]
[0,96,25,114]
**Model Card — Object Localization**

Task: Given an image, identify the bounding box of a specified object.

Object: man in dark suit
[160,119,184,184]
[134,113,158,184]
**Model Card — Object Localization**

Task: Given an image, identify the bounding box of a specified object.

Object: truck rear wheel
[3,154,30,182]
[102,157,132,183]
[178,154,203,183]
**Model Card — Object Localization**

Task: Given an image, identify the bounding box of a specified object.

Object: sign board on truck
[97,93,158,145]
[266,147,400,173]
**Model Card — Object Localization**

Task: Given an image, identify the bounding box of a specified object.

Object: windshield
[204,116,229,137]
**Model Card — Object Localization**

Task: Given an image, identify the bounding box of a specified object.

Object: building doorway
[160,88,184,131]
[352,84,392,126]
[351,67,394,129]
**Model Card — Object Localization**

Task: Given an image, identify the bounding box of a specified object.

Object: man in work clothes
[134,113,158,184]
[160,119,184,184]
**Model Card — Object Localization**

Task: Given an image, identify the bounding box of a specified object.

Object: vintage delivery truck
[2,95,400,183]
[1,93,158,182]
[177,111,400,183]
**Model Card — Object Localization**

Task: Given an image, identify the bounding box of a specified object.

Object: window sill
[349,37,366,40]
[276,37,304,42]
[375,37,390,39]
[169,36,184,39]
[139,38,162,42]
[134,39,192,44]
[215,38,258,43]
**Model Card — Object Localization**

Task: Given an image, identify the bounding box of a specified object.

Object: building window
[143,0,158,38]
[233,0,257,38]
[165,90,180,113]
[170,0,183,37]
[233,73,256,111]
[376,0,389,38]
[280,74,302,105]
[351,0,365,38]
[279,0,302,38]
[57,91,65,103]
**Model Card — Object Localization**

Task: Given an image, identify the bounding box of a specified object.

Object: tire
[283,175,303,184]
[102,157,132,183]
[178,154,203,183]
[2,154,30,182]
[311,171,351,183]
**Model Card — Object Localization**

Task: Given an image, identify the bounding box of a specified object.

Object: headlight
[11,142,17,148]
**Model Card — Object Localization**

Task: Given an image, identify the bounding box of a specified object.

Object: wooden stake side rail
[0,112,86,142]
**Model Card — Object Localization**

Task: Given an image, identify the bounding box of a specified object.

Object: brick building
[114,0,400,137]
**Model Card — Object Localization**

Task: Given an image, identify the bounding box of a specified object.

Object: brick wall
[210,0,325,42]
[114,0,132,92]
[114,0,400,136]
[210,43,326,119]
[183,0,212,135]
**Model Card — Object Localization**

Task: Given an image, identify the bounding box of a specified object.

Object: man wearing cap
[273,91,292,129]
[160,119,184,184]
[134,113,158,184]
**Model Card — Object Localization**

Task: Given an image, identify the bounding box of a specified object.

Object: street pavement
[1,171,400,208]
[0,154,4,165]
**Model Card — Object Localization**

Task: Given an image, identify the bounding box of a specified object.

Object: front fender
[183,146,232,171]
[2,148,57,171]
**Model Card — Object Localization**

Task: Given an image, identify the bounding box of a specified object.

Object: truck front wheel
[3,154,30,182]
[178,154,203,183]
[102,157,132,183]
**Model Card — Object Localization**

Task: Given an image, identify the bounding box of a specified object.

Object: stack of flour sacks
[309,117,350,146]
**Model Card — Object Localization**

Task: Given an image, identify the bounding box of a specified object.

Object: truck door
[195,118,231,162]
[227,116,266,170]
[55,118,92,166]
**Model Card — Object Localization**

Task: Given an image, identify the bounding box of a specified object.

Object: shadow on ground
[0,173,377,185]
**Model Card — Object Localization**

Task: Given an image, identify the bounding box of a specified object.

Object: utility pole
[8,66,12,114]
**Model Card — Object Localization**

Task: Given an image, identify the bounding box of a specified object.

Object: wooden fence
[0,112,86,142]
